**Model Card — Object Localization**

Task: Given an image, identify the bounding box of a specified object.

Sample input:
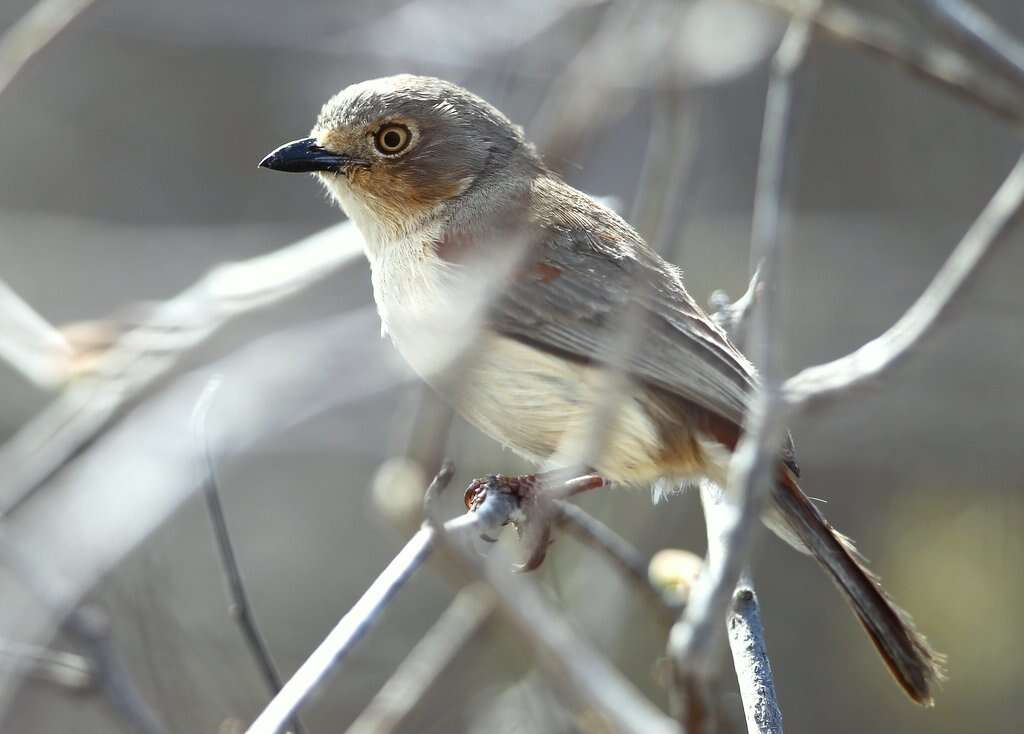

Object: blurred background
[1,0,1022,732]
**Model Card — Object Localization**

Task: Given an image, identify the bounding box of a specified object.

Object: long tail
[768,468,945,705]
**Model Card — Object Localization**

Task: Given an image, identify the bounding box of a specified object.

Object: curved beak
[258,137,364,173]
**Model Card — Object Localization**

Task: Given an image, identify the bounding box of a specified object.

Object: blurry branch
[914,0,1024,91]
[251,466,682,734]
[755,0,1024,125]
[0,0,97,98]
[0,222,364,517]
[192,380,305,734]
[708,267,761,349]
[344,585,495,734]
[0,280,71,389]
[0,640,94,692]
[245,466,515,734]
[62,606,168,734]
[668,13,813,732]
[783,151,1024,410]
[0,534,167,734]
[429,476,679,734]
[553,500,683,625]
[682,4,1024,731]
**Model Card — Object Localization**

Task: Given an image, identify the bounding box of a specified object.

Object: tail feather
[771,468,945,705]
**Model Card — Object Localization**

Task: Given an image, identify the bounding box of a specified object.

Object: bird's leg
[463,471,607,571]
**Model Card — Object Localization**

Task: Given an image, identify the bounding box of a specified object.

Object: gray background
[1,0,1022,732]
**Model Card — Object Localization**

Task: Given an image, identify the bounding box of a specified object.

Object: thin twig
[668,12,814,732]
[0,639,94,692]
[553,500,682,625]
[344,585,495,734]
[0,221,364,517]
[191,379,305,734]
[784,151,1024,409]
[755,0,1024,126]
[0,533,168,734]
[428,481,679,734]
[914,0,1024,91]
[244,480,512,734]
[0,0,97,99]
[63,606,168,734]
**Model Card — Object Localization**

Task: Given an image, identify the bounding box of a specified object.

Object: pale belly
[408,331,731,488]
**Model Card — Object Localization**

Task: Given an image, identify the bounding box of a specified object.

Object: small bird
[260,74,942,703]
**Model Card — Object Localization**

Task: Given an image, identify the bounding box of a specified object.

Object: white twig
[0,0,97,98]
[344,585,494,734]
[728,586,783,734]
[784,151,1024,409]
[755,0,1024,125]
[0,280,71,389]
[701,486,783,734]
[914,0,1024,90]
[0,222,364,517]
[245,496,513,734]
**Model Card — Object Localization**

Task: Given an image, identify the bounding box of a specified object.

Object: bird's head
[260,74,540,240]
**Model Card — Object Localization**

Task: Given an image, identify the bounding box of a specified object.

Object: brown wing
[487,176,758,430]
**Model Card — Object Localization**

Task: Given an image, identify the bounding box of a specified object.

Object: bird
[259,74,943,704]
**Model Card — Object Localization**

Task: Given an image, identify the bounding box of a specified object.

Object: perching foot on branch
[463,472,607,572]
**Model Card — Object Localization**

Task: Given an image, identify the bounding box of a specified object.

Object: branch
[728,587,783,734]
[914,0,1024,91]
[553,500,682,625]
[668,12,813,732]
[429,479,680,734]
[784,151,1024,409]
[702,486,783,734]
[344,585,494,734]
[192,380,305,734]
[0,221,364,517]
[0,279,72,389]
[0,0,97,99]
[244,468,511,734]
[756,0,1024,126]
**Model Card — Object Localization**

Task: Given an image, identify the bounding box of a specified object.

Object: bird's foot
[463,471,607,572]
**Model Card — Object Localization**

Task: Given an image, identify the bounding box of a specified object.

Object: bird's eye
[374,124,412,155]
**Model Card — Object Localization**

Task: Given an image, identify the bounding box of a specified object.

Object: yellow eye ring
[374,124,412,155]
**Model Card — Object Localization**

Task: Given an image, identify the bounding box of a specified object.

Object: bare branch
[344,585,494,734]
[728,587,783,734]
[756,0,1024,126]
[0,639,94,692]
[784,151,1024,409]
[553,500,682,624]
[0,222,364,517]
[430,480,680,734]
[191,380,305,734]
[244,481,512,734]
[0,279,71,389]
[62,606,168,734]
[0,0,97,99]
[914,0,1024,91]
[668,12,813,731]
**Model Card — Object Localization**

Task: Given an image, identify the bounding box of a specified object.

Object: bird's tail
[768,467,945,705]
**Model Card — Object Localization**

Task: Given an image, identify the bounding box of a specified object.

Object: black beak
[258,137,362,173]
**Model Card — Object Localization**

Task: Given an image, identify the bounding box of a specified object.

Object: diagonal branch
[0,222,364,517]
[756,0,1024,126]
[343,585,494,734]
[913,0,1024,91]
[0,0,97,99]
[784,151,1024,409]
